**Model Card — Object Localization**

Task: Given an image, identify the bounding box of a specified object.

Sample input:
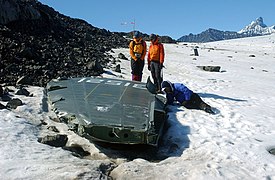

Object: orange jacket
[129,38,147,61]
[147,39,164,65]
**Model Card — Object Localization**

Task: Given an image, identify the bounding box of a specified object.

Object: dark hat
[149,33,157,41]
[133,31,141,38]
[161,81,173,91]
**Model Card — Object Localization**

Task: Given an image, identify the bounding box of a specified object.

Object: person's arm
[166,93,174,105]
[147,45,151,69]
[129,41,137,60]
[141,41,147,60]
[159,43,165,64]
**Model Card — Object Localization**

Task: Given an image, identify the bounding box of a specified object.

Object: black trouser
[131,58,144,76]
[150,61,162,91]
[183,93,211,110]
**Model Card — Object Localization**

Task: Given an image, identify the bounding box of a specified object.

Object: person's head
[161,81,173,93]
[149,33,158,42]
[133,31,141,39]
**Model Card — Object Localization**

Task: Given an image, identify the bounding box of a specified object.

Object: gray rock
[87,60,104,74]
[269,148,275,155]
[197,66,221,72]
[47,126,59,133]
[114,64,121,73]
[194,48,199,56]
[0,103,6,109]
[0,94,12,102]
[6,98,23,109]
[16,88,30,96]
[37,134,68,147]
[16,76,33,86]
[0,85,3,97]
[0,0,41,24]
[62,144,90,158]
[118,53,128,60]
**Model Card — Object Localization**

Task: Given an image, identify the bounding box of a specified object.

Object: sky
[38,0,275,39]
[1,34,275,179]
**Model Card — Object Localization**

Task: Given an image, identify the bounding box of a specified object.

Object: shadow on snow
[198,93,247,102]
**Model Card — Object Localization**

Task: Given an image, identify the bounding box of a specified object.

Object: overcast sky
[39,0,275,39]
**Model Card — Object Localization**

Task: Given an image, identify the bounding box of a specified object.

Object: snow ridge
[239,17,275,35]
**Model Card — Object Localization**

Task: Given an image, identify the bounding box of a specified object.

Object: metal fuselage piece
[47,77,167,147]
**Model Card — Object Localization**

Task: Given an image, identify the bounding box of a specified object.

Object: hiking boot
[205,107,215,114]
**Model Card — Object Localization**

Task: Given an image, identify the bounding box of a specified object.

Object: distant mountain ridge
[178,17,275,42]
[117,31,177,43]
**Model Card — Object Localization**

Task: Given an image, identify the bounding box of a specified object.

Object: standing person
[147,34,165,93]
[129,31,147,81]
[161,81,215,114]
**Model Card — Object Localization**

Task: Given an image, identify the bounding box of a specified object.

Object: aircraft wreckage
[46,77,167,147]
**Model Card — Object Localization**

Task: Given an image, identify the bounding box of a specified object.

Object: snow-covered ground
[1,34,275,179]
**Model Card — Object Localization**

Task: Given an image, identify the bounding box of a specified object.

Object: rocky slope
[0,0,128,87]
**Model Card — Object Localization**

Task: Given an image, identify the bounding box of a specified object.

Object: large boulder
[38,134,68,147]
[6,98,23,109]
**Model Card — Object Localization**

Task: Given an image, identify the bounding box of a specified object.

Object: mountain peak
[256,17,267,28]
[239,17,274,35]
[253,17,267,28]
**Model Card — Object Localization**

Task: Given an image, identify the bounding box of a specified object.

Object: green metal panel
[47,77,167,146]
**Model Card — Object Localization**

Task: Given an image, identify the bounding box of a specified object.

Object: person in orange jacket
[147,34,165,93]
[129,31,147,81]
